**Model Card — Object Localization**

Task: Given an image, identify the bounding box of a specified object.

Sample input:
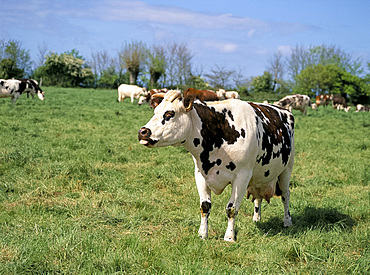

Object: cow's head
[0,80,6,88]
[138,90,194,147]
[37,90,45,100]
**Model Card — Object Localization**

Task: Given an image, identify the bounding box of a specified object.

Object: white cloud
[90,0,310,35]
[203,40,238,53]
[277,45,293,56]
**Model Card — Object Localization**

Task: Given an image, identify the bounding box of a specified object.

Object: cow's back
[193,100,294,185]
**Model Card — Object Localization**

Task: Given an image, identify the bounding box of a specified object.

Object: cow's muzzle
[138,127,157,146]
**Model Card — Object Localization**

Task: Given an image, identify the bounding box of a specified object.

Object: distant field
[0,87,369,274]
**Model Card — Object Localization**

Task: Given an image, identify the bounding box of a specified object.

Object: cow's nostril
[138,127,151,139]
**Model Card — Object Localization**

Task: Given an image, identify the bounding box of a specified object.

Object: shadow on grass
[256,206,357,236]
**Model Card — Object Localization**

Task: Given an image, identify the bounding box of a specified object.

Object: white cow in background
[216,89,240,100]
[118,84,147,103]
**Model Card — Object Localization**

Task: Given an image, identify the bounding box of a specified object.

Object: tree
[99,63,118,88]
[204,65,235,89]
[249,71,274,93]
[188,73,210,90]
[119,41,147,85]
[294,64,338,97]
[148,45,166,88]
[267,50,285,92]
[0,58,24,79]
[166,43,193,88]
[287,44,364,80]
[294,63,369,102]
[0,39,32,78]
[37,42,48,67]
[287,44,310,80]
[39,51,93,86]
[90,50,113,87]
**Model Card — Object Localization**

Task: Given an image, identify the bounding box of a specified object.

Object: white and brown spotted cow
[356,104,370,112]
[138,91,295,242]
[315,94,333,108]
[274,94,311,115]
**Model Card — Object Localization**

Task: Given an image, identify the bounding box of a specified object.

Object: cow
[149,92,167,109]
[216,89,226,100]
[216,89,240,100]
[19,79,45,100]
[336,104,351,112]
[356,104,370,112]
[332,95,348,110]
[315,94,333,108]
[138,90,295,242]
[117,84,147,103]
[225,91,240,99]
[138,88,168,106]
[0,79,45,105]
[274,94,311,115]
[183,88,218,108]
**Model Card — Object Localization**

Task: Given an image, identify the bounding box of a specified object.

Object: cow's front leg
[199,200,211,239]
[195,166,211,240]
[253,199,262,222]
[224,171,252,242]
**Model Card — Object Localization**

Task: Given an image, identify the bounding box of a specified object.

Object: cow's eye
[163,110,175,121]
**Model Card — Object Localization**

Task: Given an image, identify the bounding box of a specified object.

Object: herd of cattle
[0,80,367,242]
[0,78,45,104]
[118,83,370,113]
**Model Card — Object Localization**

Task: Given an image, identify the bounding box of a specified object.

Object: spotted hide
[274,94,311,115]
[138,91,295,242]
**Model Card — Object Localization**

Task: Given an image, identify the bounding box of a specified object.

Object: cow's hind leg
[278,166,293,227]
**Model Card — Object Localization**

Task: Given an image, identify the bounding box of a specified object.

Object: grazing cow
[117,84,147,103]
[225,91,240,99]
[274,94,311,115]
[356,104,370,112]
[0,79,44,105]
[216,89,226,99]
[332,95,347,109]
[315,94,333,108]
[138,88,168,106]
[336,105,351,112]
[19,79,45,100]
[216,89,240,100]
[138,90,295,242]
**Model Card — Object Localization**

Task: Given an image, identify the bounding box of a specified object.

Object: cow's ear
[184,95,194,112]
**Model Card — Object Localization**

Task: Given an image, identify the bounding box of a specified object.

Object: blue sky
[1,0,369,77]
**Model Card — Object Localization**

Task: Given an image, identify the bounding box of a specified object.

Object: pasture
[0,87,369,274]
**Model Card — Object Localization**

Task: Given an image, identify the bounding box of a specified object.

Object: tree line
[1,39,369,103]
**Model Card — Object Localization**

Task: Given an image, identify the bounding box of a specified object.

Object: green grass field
[0,87,369,274]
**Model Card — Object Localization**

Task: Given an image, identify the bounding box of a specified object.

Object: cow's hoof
[284,217,292,227]
[224,236,236,242]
